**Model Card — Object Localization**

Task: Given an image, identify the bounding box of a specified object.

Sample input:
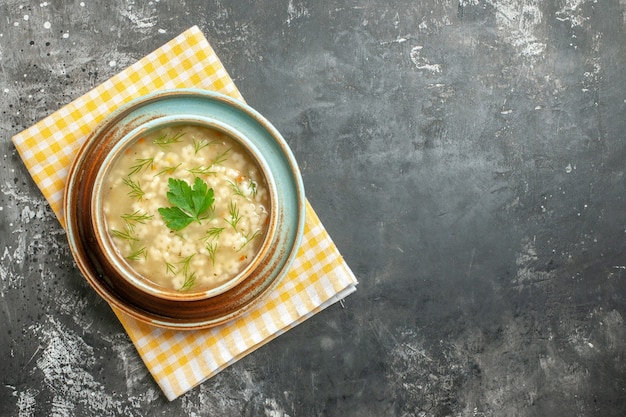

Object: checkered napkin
[11,26,357,400]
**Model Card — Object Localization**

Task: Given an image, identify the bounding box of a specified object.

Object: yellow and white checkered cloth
[11,26,357,400]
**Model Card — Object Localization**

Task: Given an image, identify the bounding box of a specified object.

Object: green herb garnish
[153,131,185,148]
[165,261,176,275]
[186,148,231,176]
[162,255,198,291]
[126,246,148,261]
[238,229,262,251]
[129,158,154,176]
[202,227,224,241]
[187,166,216,176]
[178,254,196,291]
[193,138,215,154]
[211,148,231,166]
[179,271,197,291]
[120,210,152,233]
[227,180,247,199]
[158,177,214,231]
[121,210,153,224]
[225,200,241,231]
[155,163,181,177]
[123,177,145,200]
[111,224,146,261]
[205,241,218,265]
[110,225,139,242]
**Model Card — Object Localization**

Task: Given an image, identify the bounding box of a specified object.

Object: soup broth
[102,125,270,292]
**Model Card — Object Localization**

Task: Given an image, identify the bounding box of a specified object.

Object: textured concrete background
[1,0,626,416]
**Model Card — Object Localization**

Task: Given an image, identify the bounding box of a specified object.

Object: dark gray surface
[1,0,625,416]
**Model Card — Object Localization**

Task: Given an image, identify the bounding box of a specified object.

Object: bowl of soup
[64,89,305,329]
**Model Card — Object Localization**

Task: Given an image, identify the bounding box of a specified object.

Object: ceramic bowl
[64,89,305,329]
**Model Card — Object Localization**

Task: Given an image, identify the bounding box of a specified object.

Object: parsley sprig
[158,177,215,231]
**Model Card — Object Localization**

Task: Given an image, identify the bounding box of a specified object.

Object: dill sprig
[180,254,194,275]
[126,246,147,261]
[199,227,223,266]
[228,177,259,200]
[120,210,152,233]
[238,229,262,251]
[186,148,231,176]
[128,158,154,176]
[110,224,147,261]
[227,180,247,199]
[154,163,181,177]
[163,255,198,290]
[121,210,153,224]
[202,227,224,242]
[225,200,241,231]
[211,148,231,166]
[153,131,185,148]
[193,138,216,154]
[178,254,196,291]
[122,177,145,200]
[179,271,197,291]
[205,241,218,266]
[187,165,216,176]
[110,224,139,242]
[165,261,176,275]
